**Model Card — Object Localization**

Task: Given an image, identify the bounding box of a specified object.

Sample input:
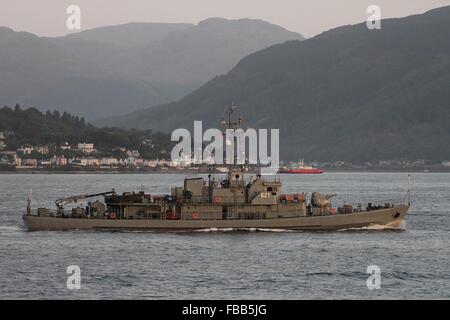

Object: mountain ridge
[99,6,450,162]
[0,18,303,119]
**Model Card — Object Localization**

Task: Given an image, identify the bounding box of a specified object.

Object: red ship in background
[278,160,325,174]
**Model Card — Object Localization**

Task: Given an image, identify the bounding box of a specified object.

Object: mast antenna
[26,188,32,216]
[220,103,243,174]
[407,173,411,206]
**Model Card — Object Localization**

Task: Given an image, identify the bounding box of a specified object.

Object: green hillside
[0,105,172,159]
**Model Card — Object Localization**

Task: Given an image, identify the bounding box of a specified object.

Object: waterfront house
[39,160,52,166]
[76,142,96,154]
[21,159,38,167]
[52,156,68,166]
[100,157,119,166]
[80,157,100,166]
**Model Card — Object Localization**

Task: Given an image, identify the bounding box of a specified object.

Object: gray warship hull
[22,108,411,233]
[23,204,408,231]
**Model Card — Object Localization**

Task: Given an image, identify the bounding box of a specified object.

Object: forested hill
[0,106,172,159]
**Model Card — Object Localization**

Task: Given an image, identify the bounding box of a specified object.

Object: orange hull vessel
[279,168,324,174]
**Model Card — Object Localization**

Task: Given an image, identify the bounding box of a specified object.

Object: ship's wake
[0,224,23,232]
[193,227,295,233]
[338,220,406,232]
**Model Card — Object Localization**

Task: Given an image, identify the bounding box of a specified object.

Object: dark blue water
[0,173,448,299]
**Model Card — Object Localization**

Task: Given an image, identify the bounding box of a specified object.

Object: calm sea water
[0,173,448,299]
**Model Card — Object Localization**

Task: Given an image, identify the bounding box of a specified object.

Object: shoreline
[1,168,449,174]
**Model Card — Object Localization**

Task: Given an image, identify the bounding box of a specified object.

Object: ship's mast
[407,173,411,205]
[220,103,244,180]
[26,188,32,216]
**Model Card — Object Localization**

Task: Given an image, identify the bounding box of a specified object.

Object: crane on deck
[55,190,116,209]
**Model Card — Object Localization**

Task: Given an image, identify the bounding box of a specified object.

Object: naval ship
[23,107,410,232]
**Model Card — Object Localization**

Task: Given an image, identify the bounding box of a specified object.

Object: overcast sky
[1,0,450,37]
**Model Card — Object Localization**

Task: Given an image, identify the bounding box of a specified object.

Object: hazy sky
[1,0,450,37]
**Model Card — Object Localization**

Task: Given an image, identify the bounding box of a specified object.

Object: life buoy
[214,196,222,204]
[110,212,117,219]
[192,212,199,220]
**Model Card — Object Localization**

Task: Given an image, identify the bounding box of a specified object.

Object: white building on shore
[51,156,68,166]
[100,157,119,166]
[71,157,99,166]
[76,142,96,154]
